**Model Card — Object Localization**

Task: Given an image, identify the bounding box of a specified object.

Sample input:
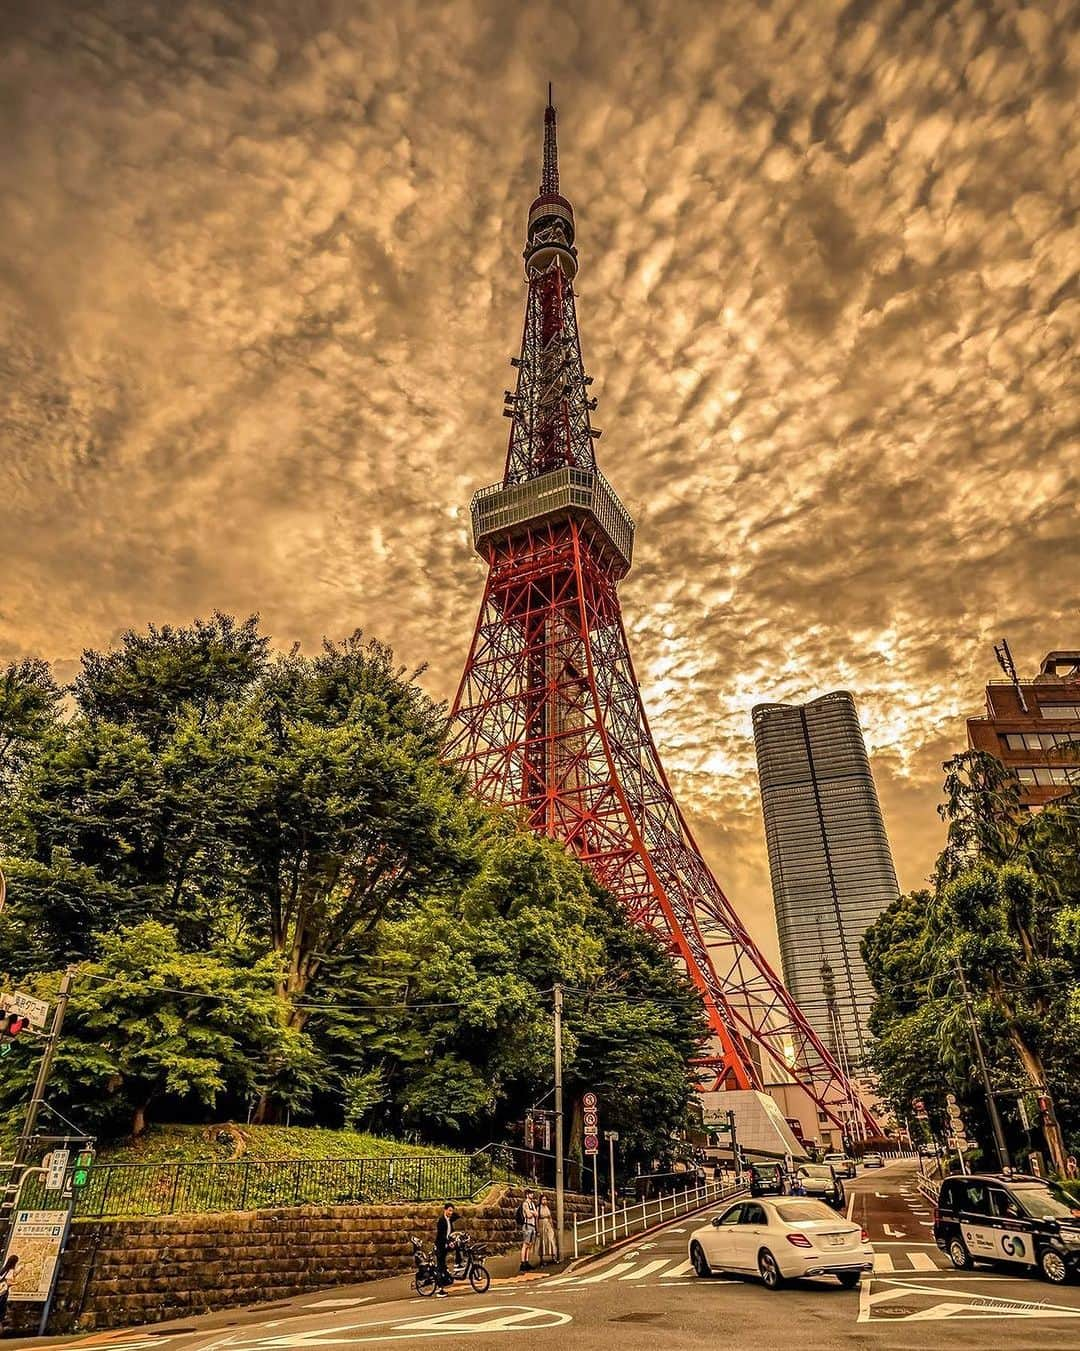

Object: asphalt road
[35,1159,1080,1350]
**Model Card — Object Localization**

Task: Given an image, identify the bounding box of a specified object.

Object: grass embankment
[98,1123,459,1164]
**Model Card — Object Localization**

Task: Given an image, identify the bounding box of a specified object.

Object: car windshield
[1014,1184,1080,1220]
[800,1166,833,1178]
[774,1201,839,1223]
[753,1165,780,1177]
[825,1154,847,1161]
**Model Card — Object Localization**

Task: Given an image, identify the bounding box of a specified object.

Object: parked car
[862,1152,884,1169]
[749,1162,786,1196]
[689,1197,873,1290]
[934,1173,1080,1285]
[792,1163,845,1209]
[824,1151,857,1180]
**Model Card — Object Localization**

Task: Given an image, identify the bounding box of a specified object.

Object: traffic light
[0,1009,28,1055]
[71,1149,95,1189]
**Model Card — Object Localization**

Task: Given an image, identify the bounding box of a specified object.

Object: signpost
[43,1150,69,1193]
[0,992,50,1031]
[583,1092,599,1217]
[604,1130,618,1215]
[5,1209,67,1303]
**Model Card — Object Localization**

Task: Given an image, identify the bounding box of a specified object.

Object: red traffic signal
[0,1012,27,1038]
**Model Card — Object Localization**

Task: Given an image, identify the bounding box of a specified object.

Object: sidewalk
[2,1245,574,1348]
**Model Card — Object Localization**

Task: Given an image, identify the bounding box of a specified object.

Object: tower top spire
[541,85,559,196]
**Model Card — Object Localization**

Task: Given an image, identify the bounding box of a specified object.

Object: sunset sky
[2,1,1077,956]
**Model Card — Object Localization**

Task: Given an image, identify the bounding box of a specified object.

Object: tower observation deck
[447,95,878,1138]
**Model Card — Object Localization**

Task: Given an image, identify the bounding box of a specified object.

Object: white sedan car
[688,1197,874,1290]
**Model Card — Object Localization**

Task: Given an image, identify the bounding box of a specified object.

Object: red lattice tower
[448,98,877,1136]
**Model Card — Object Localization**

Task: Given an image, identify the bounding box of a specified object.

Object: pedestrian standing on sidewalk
[537,1193,557,1266]
[518,1189,539,1271]
[434,1202,455,1298]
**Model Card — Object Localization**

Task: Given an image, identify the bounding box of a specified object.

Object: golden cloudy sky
[2,0,1078,956]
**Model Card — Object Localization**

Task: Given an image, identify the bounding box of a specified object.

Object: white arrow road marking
[884,1224,906,1237]
[875,1192,889,1198]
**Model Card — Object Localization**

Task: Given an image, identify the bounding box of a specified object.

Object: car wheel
[690,1242,712,1278]
[758,1249,785,1290]
[1039,1247,1069,1285]
[837,1272,861,1290]
[947,1238,974,1271]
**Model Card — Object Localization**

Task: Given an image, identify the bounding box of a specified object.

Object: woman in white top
[537,1194,558,1265]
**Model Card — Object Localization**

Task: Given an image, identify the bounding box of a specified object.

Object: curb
[561,1188,747,1277]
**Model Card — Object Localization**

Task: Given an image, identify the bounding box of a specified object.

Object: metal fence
[572,1179,744,1259]
[38,1147,511,1220]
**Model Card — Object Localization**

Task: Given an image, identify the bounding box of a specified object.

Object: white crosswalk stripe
[546,1249,949,1288]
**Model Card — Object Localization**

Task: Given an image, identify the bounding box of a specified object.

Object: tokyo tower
[447,96,876,1136]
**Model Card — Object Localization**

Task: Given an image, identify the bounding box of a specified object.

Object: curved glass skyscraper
[752,692,899,1072]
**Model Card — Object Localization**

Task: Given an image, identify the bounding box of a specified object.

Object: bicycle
[448,1231,492,1294]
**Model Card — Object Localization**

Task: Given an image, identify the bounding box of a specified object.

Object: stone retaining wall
[30,1188,592,1333]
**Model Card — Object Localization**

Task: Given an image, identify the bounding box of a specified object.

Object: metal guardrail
[40,1147,512,1220]
[572,1179,743,1259]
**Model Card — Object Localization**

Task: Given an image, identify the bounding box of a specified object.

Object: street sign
[5,1209,67,1301]
[582,1092,597,1110]
[702,1107,731,1129]
[945,1093,957,1107]
[583,1090,599,1155]
[43,1149,69,1192]
[1018,1098,1031,1132]
[584,1134,599,1153]
[0,991,49,1030]
[604,1130,619,1142]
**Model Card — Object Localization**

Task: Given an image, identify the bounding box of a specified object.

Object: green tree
[0,922,316,1137]
[865,751,1080,1173]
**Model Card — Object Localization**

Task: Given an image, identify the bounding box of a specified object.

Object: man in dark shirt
[434,1202,456,1298]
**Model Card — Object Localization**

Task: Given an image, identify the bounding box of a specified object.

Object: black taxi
[934,1173,1080,1284]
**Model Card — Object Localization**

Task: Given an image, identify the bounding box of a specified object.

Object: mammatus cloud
[1,0,1077,953]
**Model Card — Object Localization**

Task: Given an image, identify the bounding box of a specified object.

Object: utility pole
[605,1130,618,1214]
[14,969,75,1169]
[553,984,565,1258]
[1,969,76,1236]
[954,960,1010,1171]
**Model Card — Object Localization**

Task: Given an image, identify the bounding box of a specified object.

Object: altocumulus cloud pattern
[0,0,1077,939]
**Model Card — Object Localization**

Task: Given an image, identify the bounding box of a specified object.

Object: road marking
[860,1273,1080,1323]
[199,1304,573,1347]
[874,1253,895,1272]
[846,1192,856,1220]
[665,1259,695,1278]
[620,1260,671,1280]
[908,1252,937,1271]
[883,1224,906,1237]
[304,1299,375,1309]
[576,1261,639,1283]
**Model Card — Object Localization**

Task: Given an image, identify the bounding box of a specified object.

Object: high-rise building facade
[967,651,1080,810]
[752,692,900,1072]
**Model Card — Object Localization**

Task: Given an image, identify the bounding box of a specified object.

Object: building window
[1002,731,1080,752]
[1015,766,1078,787]
[1040,704,1080,720]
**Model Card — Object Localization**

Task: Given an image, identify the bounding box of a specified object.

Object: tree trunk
[1008,1031,1068,1175]
[132,1102,149,1137]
